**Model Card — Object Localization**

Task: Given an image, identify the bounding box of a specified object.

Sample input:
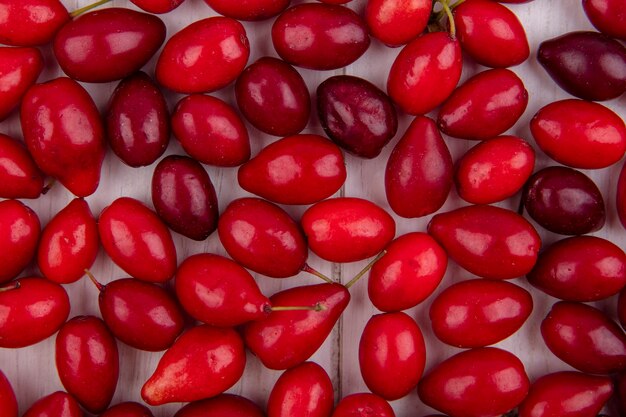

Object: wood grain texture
[0,0,624,416]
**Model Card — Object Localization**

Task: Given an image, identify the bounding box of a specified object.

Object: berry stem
[265,303,326,314]
[440,0,457,39]
[345,250,387,290]
[70,0,113,18]
[84,269,104,292]
[302,263,334,284]
[0,280,20,292]
[41,178,56,195]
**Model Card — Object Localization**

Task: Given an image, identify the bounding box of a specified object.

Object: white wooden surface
[1,0,625,416]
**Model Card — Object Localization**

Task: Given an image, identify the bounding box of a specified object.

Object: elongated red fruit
[0,199,40,283]
[0,0,69,46]
[22,391,83,417]
[0,369,17,417]
[0,46,43,121]
[174,394,264,417]
[0,134,44,199]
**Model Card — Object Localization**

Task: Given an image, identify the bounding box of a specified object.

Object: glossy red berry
[518,371,613,417]
[235,57,310,136]
[22,391,83,417]
[527,236,626,302]
[368,232,447,312]
[238,134,346,205]
[272,3,370,70]
[174,394,264,417]
[365,0,431,47]
[530,99,626,169]
[455,136,535,204]
[55,316,119,413]
[0,134,44,199]
[203,0,290,20]
[96,278,185,352]
[385,116,453,218]
[317,75,397,159]
[0,199,40,283]
[141,325,246,405]
[0,369,17,417]
[331,393,395,417]
[453,0,530,67]
[583,0,626,40]
[20,77,106,197]
[218,197,308,278]
[37,198,98,284]
[387,32,462,115]
[430,279,533,348]
[0,277,70,348]
[98,197,178,283]
[131,0,185,14]
[0,46,43,121]
[301,197,396,263]
[53,8,166,83]
[541,301,626,374]
[0,0,69,46]
[437,68,528,140]
[267,362,334,417]
[156,17,249,93]
[151,155,219,241]
[428,204,541,280]
[418,347,529,417]
[619,159,626,229]
[171,94,250,167]
[538,31,626,101]
[359,312,426,401]
[106,72,170,168]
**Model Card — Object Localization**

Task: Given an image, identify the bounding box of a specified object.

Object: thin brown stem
[302,263,334,284]
[70,0,113,18]
[0,281,20,292]
[345,250,387,289]
[84,269,104,292]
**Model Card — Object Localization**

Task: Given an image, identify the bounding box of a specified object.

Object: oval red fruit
[22,391,83,417]
[272,3,370,70]
[37,198,98,284]
[218,197,308,278]
[156,17,249,93]
[0,370,17,417]
[619,159,626,229]
[141,325,246,405]
[131,0,185,14]
[437,68,528,140]
[235,57,310,137]
[385,116,453,218]
[455,136,535,204]
[541,301,626,374]
[359,312,426,401]
[0,0,69,46]
[0,199,40,283]
[0,277,69,348]
[583,0,626,40]
[174,394,264,417]
[243,283,350,370]
[418,347,529,417]
[0,134,44,199]
[368,232,447,312]
[203,0,290,20]
[55,316,119,413]
[152,155,219,241]
[331,393,395,417]
[238,134,346,205]
[267,362,334,417]
[518,371,613,417]
[20,77,106,197]
[98,278,185,352]
[428,204,541,279]
[387,32,462,115]
[453,0,530,67]
[98,197,177,283]
[530,99,626,169]
[527,235,626,302]
[317,75,398,159]
[430,279,533,348]
[106,72,170,168]
[365,0,431,47]
[0,46,43,121]
[171,94,250,167]
[301,197,396,263]
[53,8,166,83]
[175,253,270,327]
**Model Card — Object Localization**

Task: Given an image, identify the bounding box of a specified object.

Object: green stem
[440,0,457,39]
[266,303,325,313]
[70,0,113,18]
[345,251,387,290]
[84,269,104,292]
[0,281,20,292]
[302,263,334,284]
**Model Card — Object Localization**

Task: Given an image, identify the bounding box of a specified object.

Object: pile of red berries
[0,0,625,416]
